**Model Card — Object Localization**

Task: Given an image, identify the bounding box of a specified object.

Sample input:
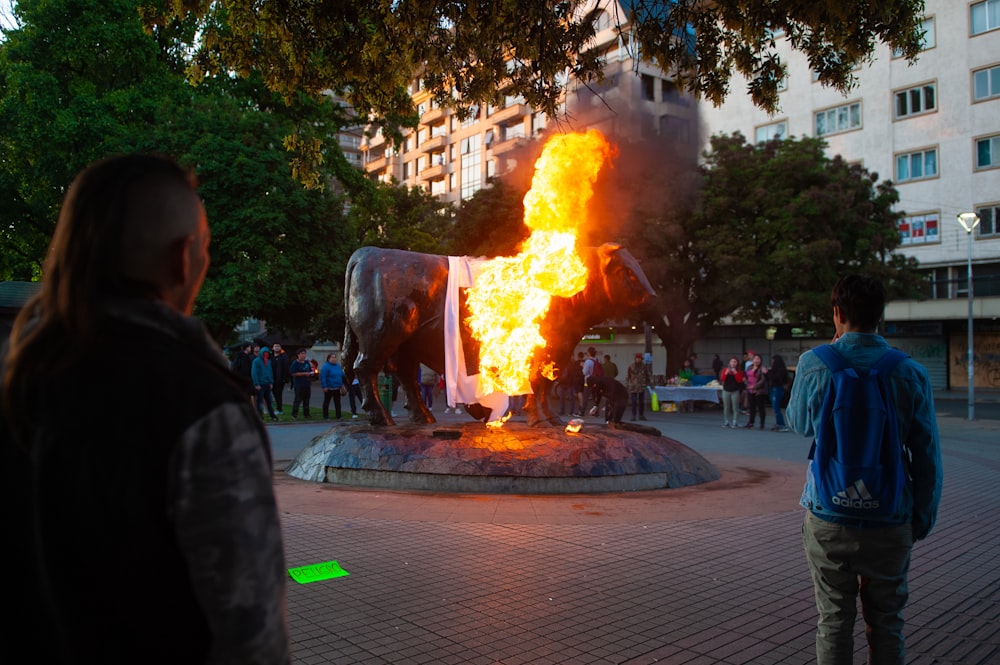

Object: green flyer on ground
[288,560,350,584]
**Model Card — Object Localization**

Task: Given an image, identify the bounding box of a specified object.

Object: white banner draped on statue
[444,256,511,418]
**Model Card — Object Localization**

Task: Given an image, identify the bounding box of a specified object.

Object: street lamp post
[957,212,980,421]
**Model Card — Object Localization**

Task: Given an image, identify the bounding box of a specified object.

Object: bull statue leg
[524,377,562,427]
[361,357,394,426]
[343,323,395,426]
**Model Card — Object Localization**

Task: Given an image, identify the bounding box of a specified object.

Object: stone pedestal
[285,421,720,494]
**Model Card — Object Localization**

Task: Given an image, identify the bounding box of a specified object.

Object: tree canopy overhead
[0,0,356,342]
[141,0,926,125]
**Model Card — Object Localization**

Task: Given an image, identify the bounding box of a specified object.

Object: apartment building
[698,0,1000,390]
[359,0,698,207]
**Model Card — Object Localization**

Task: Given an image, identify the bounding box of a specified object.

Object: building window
[893,17,935,56]
[659,115,691,143]
[641,74,655,101]
[977,204,999,237]
[755,121,787,143]
[895,148,938,182]
[918,267,952,300]
[976,134,1000,170]
[815,102,861,136]
[894,83,936,119]
[971,0,1000,35]
[531,112,547,136]
[974,64,1000,101]
[898,212,940,245]
[501,121,525,142]
[462,105,479,128]
[460,135,482,200]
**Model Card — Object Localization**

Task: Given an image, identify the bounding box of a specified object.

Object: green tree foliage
[605,132,920,376]
[349,180,455,256]
[163,80,356,343]
[1,0,189,280]
[141,0,925,126]
[0,0,355,342]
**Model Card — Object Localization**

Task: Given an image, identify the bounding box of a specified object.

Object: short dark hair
[830,274,886,332]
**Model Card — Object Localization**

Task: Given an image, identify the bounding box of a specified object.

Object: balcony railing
[488,103,529,125]
[420,134,446,152]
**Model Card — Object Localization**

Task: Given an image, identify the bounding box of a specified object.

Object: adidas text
[832,495,880,510]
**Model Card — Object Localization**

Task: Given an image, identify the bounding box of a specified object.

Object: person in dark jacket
[231,342,255,404]
[0,154,289,664]
[586,375,630,427]
[270,343,290,414]
[289,348,313,419]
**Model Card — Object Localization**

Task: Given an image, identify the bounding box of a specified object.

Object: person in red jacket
[719,356,745,428]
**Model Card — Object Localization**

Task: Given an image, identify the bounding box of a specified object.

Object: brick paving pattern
[274,399,1000,664]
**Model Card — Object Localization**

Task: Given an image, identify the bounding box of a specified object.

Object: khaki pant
[802,512,912,665]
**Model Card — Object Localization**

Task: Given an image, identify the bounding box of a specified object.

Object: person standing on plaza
[744,353,768,429]
[767,354,791,432]
[787,274,942,665]
[319,352,345,420]
[719,356,744,428]
[573,352,586,416]
[584,346,604,415]
[712,353,724,381]
[740,349,755,414]
[557,357,583,416]
[625,353,651,421]
[0,154,289,663]
[289,348,313,419]
[347,375,363,419]
[271,343,290,414]
[231,341,256,406]
[678,356,696,412]
[602,354,619,380]
[252,347,279,422]
[419,363,437,410]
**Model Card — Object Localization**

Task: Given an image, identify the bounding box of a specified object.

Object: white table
[649,385,721,405]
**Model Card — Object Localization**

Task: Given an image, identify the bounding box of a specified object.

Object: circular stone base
[284,421,720,494]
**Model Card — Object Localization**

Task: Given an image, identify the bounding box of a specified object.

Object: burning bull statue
[343,243,656,427]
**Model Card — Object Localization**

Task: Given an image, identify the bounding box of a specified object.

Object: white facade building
[698,0,1000,390]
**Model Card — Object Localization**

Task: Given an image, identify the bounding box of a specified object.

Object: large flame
[466,129,613,400]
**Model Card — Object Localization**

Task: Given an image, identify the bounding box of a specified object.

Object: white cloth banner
[445,256,509,418]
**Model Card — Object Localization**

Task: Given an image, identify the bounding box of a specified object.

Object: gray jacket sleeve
[171,402,290,665]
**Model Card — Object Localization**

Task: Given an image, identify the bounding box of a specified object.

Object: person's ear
[166,235,194,287]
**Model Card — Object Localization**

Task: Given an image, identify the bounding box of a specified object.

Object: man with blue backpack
[787,274,942,665]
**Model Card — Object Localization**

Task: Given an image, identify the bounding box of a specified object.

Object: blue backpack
[807,345,909,521]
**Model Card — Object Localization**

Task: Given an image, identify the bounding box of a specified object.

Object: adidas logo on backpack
[833,479,879,510]
[807,345,909,521]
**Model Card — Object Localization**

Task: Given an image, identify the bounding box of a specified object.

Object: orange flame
[466,130,613,400]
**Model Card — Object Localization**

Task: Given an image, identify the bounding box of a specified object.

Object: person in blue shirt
[319,353,345,420]
[787,274,942,665]
[251,347,278,422]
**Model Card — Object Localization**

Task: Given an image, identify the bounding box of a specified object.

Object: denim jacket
[786,333,943,539]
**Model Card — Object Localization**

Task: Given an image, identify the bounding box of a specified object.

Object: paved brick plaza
[272,400,1000,664]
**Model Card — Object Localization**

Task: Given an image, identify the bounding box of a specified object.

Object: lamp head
[957,212,980,233]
